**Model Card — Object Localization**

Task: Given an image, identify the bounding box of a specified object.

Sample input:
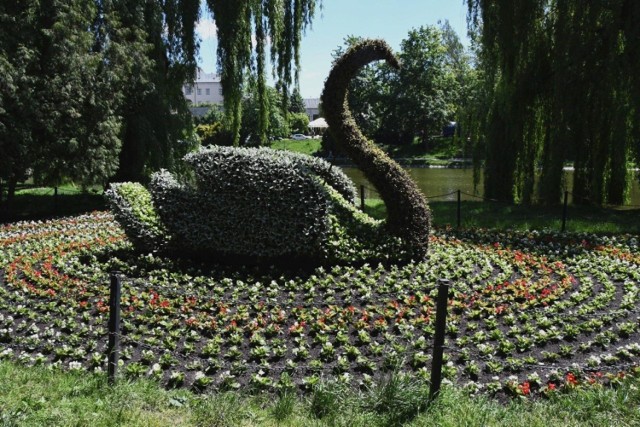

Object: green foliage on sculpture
[321,39,432,259]
[104,182,168,252]
[150,147,333,260]
[107,146,406,264]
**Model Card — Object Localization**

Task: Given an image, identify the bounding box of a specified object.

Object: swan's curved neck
[320,39,431,258]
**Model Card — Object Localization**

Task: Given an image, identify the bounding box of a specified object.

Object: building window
[205,88,210,95]
[197,88,202,95]
[184,86,192,95]
[218,88,223,96]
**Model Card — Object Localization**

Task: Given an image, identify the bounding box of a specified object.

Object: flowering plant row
[0,213,639,398]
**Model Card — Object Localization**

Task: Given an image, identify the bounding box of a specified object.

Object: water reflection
[341,167,640,206]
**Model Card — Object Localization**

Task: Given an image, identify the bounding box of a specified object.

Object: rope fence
[357,185,640,233]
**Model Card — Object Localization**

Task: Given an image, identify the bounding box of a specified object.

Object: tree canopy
[330,26,470,146]
[0,0,122,200]
[0,0,321,204]
[468,0,640,205]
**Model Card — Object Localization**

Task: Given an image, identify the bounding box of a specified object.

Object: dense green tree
[104,0,200,183]
[288,88,307,114]
[385,26,459,145]
[241,83,290,145]
[288,112,310,134]
[0,0,122,204]
[468,0,640,205]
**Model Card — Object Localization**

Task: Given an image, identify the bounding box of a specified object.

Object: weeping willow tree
[104,0,201,183]
[468,0,640,205]
[207,1,319,145]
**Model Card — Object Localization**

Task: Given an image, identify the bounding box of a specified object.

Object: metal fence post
[430,278,450,401]
[561,191,569,233]
[107,272,122,385]
[53,186,59,215]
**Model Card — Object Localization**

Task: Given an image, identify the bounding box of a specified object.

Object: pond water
[341,166,640,206]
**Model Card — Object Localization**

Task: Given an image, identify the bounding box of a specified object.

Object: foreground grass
[2,361,640,426]
[366,199,640,234]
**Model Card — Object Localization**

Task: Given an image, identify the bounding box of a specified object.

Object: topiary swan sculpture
[321,39,431,258]
[106,39,430,265]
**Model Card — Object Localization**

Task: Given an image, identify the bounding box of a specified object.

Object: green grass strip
[2,361,640,426]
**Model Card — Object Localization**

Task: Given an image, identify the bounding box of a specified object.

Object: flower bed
[1,213,639,398]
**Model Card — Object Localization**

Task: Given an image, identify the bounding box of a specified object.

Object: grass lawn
[2,360,640,426]
[270,138,323,156]
[365,199,640,234]
[0,184,105,222]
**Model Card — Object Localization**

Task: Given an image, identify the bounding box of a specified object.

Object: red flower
[519,381,530,395]
[566,372,578,386]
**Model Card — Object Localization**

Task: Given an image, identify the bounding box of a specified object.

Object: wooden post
[360,185,365,212]
[107,272,122,385]
[430,279,450,401]
[561,191,569,233]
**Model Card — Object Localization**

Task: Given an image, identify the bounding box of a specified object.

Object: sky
[195,0,471,99]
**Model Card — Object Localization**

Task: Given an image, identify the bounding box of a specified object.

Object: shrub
[288,112,310,134]
[107,145,416,264]
[195,123,224,146]
[104,182,168,252]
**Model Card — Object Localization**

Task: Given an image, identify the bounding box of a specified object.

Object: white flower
[148,363,162,375]
[68,361,83,370]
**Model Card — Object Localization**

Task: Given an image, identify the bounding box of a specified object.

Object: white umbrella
[308,117,328,129]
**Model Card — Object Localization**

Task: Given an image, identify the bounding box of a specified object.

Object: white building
[304,98,320,121]
[183,69,223,105]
